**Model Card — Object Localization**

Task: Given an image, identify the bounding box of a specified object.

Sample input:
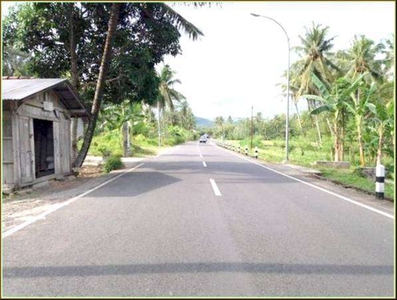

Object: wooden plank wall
[3,90,74,189]
[2,111,15,186]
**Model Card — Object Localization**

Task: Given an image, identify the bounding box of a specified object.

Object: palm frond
[159,3,204,40]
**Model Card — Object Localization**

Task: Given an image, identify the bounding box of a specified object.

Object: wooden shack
[2,78,89,193]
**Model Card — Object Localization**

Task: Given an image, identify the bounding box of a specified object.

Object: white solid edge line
[210,179,222,196]
[2,163,145,238]
[216,145,394,220]
[203,161,207,167]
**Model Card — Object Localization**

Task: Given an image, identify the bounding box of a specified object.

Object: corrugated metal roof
[2,78,67,100]
[1,78,90,117]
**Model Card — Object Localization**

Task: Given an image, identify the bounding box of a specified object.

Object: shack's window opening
[33,119,54,178]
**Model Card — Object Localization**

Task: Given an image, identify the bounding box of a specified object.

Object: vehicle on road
[199,135,207,143]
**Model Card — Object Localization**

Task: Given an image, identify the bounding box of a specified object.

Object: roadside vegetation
[208,25,394,200]
[2,4,393,200]
[3,2,205,167]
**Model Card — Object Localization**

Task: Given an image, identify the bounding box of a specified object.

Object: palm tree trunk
[314,115,322,147]
[67,3,81,163]
[308,99,322,147]
[294,101,304,136]
[357,116,365,167]
[73,3,121,168]
[157,101,162,147]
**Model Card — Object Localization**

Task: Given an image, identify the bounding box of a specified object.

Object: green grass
[319,167,394,201]
[85,131,189,159]
[88,131,123,157]
[224,138,394,201]
[228,138,333,165]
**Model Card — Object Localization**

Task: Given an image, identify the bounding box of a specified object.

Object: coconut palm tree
[73,3,204,163]
[293,22,341,146]
[157,64,186,113]
[277,63,305,135]
[156,64,186,146]
[335,35,385,166]
[294,22,340,98]
[381,34,394,80]
[340,35,384,82]
[74,3,121,168]
[178,100,195,130]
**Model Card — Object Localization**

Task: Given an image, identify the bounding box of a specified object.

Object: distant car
[199,135,207,143]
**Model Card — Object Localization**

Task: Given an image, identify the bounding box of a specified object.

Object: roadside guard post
[376,164,385,199]
[245,146,248,156]
[255,147,258,159]
[238,146,241,153]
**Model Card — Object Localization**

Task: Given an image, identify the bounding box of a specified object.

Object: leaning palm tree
[74,3,121,168]
[75,3,204,165]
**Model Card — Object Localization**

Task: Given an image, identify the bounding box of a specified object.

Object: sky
[161,1,395,121]
[2,1,395,121]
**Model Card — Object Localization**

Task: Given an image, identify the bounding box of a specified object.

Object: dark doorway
[33,119,54,178]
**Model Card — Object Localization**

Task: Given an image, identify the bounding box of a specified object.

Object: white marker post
[245,146,248,156]
[255,146,258,159]
[238,146,241,153]
[376,164,385,199]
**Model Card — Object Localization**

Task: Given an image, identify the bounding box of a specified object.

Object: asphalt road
[2,141,395,297]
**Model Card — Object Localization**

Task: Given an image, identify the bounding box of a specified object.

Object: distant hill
[195,116,213,128]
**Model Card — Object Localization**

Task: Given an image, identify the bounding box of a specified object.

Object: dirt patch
[2,165,110,233]
[3,165,104,203]
[77,165,104,178]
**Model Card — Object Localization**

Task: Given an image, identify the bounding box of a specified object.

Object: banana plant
[302,73,365,162]
[100,101,145,157]
[365,91,394,165]
[344,80,377,166]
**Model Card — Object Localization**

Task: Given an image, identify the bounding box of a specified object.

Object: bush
[88,131,122,157]
[103,155,123,173]
[162,125,195,146]
[134,134,147,144]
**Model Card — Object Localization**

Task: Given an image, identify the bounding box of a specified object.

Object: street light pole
[250,13,290,162]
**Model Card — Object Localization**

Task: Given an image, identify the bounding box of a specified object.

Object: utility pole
[250,106,253,150]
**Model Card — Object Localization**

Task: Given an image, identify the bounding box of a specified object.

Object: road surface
[2,141,394,297]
